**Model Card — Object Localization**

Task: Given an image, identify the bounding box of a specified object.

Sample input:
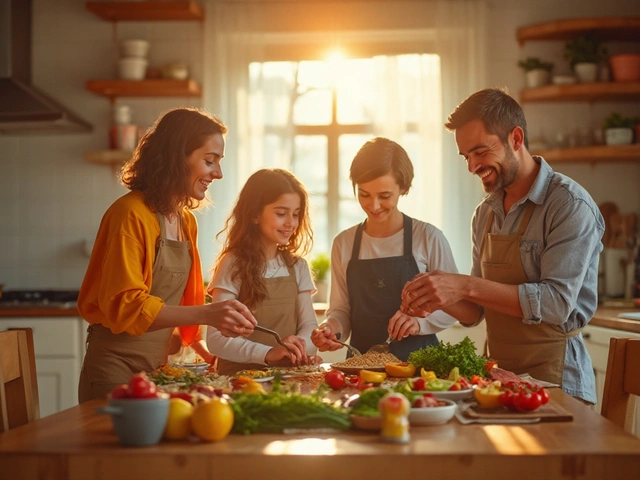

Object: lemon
[163,398,194,441]
[191,398,234,442]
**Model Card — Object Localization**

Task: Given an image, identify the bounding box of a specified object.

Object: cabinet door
[35,358,80,418]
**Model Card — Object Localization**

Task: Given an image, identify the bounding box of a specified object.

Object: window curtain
[200,0,486,276]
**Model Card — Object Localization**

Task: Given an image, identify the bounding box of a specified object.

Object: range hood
[0,0,92,134]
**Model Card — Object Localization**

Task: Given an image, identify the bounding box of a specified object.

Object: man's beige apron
[217,264,298,376]
[481,202,581,385]
[78,214,191,402]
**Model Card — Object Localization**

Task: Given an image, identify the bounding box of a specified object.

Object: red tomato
[127,373,158,398]
[356,379,374,391]
[470,375,482,385]
[538,388,550,405]
[448,382,462,391]
[498,390,515,409]
[412,377,426,391]
[325,370,346,390]
[513,391,542,412]
[110,384,130,399]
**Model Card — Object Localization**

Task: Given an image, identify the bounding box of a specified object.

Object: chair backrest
[0,328,40,432]
[601,337,640,432]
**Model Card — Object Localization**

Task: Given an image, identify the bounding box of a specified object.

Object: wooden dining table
[1,388,639,480]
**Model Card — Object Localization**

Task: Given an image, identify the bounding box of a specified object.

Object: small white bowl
[118,57,148,81]
[408,399,457,426]
[120,39,150,59]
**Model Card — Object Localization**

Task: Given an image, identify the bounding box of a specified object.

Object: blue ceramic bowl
[96,397,169,446]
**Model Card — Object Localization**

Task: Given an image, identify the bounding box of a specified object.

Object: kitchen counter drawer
[1,317,82,357]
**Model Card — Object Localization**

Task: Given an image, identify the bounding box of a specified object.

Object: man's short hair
[444,87,528,149]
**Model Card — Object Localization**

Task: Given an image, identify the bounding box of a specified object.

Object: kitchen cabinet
[1,317,86,418]
[583,323,640,438]
[516,17,640,165]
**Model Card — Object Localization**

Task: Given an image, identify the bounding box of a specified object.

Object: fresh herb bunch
[407,337,486,379]
[517,56,554,72]
[230,388,350,434]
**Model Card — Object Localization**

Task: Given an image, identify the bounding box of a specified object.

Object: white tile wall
[0,0,638,290]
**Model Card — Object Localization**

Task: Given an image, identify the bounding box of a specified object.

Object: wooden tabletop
[1,389,639,480]
[591,306,640,334]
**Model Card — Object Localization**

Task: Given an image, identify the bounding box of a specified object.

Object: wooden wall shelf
[86,79,202,98]
[86,1,204,22]
[517,17,640,45]
[533,144,640,163]
[520,82,640,103]
[84,150,132,165]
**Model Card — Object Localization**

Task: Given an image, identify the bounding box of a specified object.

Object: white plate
[430,388,474,402]
[252,376,275,383]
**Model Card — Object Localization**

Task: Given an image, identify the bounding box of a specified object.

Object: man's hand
[310,325,343,352]
[388,310,420,341]
[401,270,464,317]
[204,299,257,337]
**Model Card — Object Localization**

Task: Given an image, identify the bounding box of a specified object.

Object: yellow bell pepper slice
[360,369,387,384]
[473,383,502,409]
[385,362,417,378]
[420,368,436,381]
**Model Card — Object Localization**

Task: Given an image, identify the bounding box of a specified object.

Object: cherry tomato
[448,382,462,391]
[110,384,130,399]
[127,372,158,398]
[325,370,346,390]
[513,391,542,412]
[498,390,515,409]
[538,387,551,405]
[356,379,374,391]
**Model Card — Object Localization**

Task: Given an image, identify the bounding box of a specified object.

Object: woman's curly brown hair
[120,107,227,215]
[214,168,314,309]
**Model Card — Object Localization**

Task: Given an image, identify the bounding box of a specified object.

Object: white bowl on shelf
[118,57,148,80]
[120,39,150,59]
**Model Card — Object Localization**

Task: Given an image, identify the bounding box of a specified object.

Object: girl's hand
[265,345,294,365]
[204,299,257,337]
[388,310,420,341]
[281,335,309,365]
[311,325,343,352]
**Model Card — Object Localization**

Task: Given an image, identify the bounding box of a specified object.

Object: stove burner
[0,290,79,308]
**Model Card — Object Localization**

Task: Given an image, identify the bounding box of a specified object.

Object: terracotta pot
[610,54,640,82]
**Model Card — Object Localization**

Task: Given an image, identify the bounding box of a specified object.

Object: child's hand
[387,310,420,341]
[281,335,309,365]
[311,325,343,352]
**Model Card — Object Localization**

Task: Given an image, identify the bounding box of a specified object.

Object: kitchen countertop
[590,306,640,334]
[1,304,638,334]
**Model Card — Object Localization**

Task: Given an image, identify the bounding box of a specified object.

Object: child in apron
[206,169,318,375]
[78,108,256,402]
[311,137,466,361]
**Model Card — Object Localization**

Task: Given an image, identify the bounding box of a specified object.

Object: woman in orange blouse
[78,108,256,402]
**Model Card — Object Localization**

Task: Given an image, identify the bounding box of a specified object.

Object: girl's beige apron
[217,264,298,376]
[481,202,581,385]
[78,214,191,402]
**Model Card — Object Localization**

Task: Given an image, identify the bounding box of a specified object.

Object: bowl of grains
[330,351,402,375]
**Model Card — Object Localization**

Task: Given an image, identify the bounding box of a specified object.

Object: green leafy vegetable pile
[408,337,486,379]
[349,384,416,417]
[230,387,351,434]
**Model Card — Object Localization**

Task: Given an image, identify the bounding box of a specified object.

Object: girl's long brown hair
[214,168,313,309]
[120,107,227,215]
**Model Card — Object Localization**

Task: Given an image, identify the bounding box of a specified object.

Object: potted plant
[310,253,331,303]
[563,34,607,83]
[518,57,554,88]
[602,112,638,146]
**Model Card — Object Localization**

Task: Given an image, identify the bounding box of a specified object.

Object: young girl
[206,168,319,375]
[311,137,479,361]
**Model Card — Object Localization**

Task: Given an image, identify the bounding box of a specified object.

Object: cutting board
[464,401,573,422]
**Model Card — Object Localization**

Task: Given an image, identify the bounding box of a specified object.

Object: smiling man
[402,88,604,404]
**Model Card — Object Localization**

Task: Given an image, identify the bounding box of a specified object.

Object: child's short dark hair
[349,137,414,194]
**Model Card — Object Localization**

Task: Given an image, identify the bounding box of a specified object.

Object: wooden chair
[0,328,40,432]
[601,337,640,433]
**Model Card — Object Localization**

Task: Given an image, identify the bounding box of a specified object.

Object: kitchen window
[248,54,442,255]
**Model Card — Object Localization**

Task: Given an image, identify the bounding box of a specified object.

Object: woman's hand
[388,310,420,341]
[311,325,343,352]
[204,299,257,337]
